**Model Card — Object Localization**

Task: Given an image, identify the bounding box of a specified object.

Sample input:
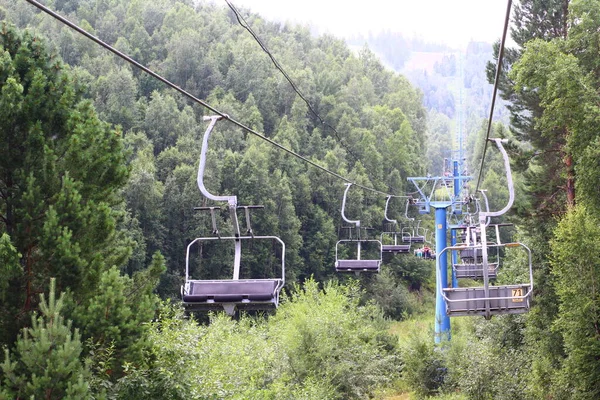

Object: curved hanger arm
[341,183,360,228]
[404,198,415,221]
[197,115,237,208]
[384,196,397,224]
[479,138,514,220]
[478,189,491,227]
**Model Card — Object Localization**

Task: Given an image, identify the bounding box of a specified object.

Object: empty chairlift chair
[380,196,411,254]
[181,115,285,316]
[441,241,532,317]
[439,139,533,319]
[453,244,499,279]
[335,183,382,274]
[452,193,512,280]
[403,220,426,243]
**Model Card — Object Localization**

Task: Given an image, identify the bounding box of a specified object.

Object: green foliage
[367,267,418,319]
[0,233,21,301]
[0,279,91,399]
[399,328,445,398]
[445,336,530,400]
[576,136,600,212]
[271,280,400,399]
[71,252,165,377]
[0,22,130,344]
[112,280,399,399]
[550,204,600,399]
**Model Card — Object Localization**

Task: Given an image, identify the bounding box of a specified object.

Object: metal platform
[335,259,381,273]
[408,235,425,243]
[381,244,411,254]
[442,284,531,317]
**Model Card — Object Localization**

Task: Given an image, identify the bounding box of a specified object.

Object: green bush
[0,279,91,399]
[270,280,401,399]
[387,255,434,291]
[367,267,420,319]
[400,329,446,398]
[442,316,531,400]
[111,280,400,399]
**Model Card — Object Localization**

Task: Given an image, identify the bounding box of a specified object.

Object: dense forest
[1,0,600,399]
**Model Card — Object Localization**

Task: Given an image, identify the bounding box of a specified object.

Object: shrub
[367,267,419,319]
[112,280,400,399]
[399,329,446,398]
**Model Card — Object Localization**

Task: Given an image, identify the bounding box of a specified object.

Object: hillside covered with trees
[0,0,430,398]
[2,0,600,399]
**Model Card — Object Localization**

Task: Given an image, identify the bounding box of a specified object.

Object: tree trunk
[565,153,576,207]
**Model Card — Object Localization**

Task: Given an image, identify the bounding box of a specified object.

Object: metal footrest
[182,279,282,314]
[382,244,410,253]
[335,259,381,273]
[443,284,531,317]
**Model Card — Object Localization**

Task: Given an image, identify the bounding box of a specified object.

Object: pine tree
[0,279,91,399]
[71,252,165,378]
[0,24,130,344]
[486,0,570,219]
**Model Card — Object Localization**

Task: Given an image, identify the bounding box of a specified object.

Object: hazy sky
[228,0,512,48]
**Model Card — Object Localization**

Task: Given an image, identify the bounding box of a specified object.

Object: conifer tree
[71,252,165,377]
[0,279,91,399]
[0,24,129,343]
[486,0,570,219]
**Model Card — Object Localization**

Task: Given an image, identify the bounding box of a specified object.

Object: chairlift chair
[438,139,533,319]
[403,220,426,243]
[181,115,285,316]
[335,183,382,274]
[452,221,514,280]
[453,244,499,280]
[380,196,411,254]
[441,242,532,317]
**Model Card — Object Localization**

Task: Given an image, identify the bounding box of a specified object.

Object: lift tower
[408,166,471,343]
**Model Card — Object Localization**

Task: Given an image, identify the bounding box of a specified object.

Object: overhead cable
[225,0,380,185]
[23,0,395,198]
[475,0,513,193]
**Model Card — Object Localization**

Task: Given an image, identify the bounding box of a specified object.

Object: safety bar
[185,236,285,284]
[194,206,222,237]
[335,239,382,262]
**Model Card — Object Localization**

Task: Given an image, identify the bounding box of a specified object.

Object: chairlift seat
[336,259,381,273]
[183,279,282,312]
[409,235,425,243]
[460,248,483,262]
[453,262,498,279]
[382,244,411,253]
[442,284,531,317]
